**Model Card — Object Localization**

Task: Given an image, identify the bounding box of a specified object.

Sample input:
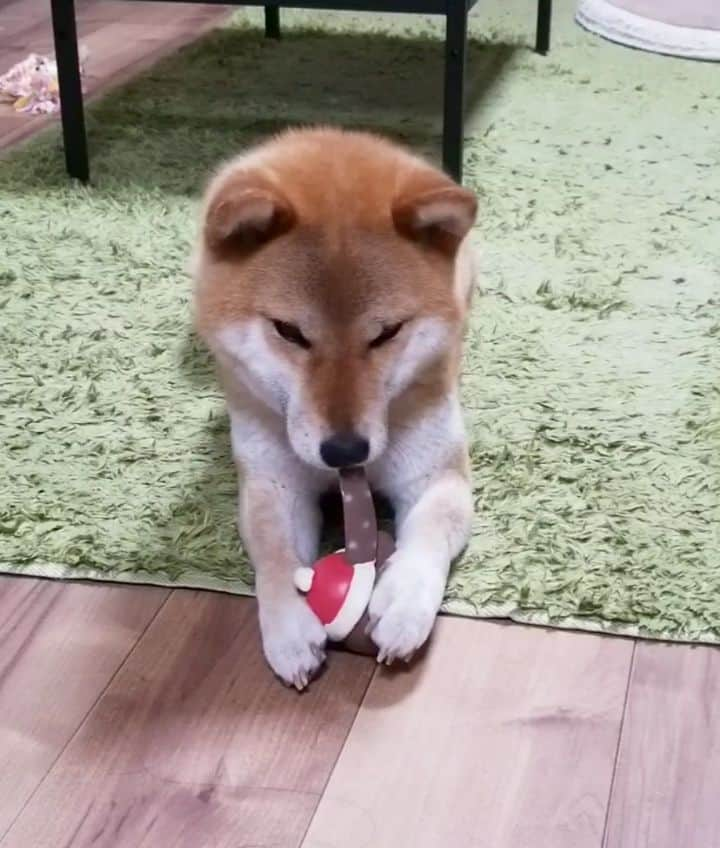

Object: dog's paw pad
[370,601,436,664]
[368,561,441,664]
[261,599,327,689]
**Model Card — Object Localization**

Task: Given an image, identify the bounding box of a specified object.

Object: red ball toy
[294,467,394,653]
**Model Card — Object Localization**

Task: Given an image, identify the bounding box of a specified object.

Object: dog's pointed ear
[204,175,295,255]
[392,174,477,256]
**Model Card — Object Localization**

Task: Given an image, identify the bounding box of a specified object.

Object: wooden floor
[2,3,720,846]
[0,0,229,150]
[2,577,719,848]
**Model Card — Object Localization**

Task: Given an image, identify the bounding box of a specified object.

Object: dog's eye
[272,320,311,349]
[369,322,404,349]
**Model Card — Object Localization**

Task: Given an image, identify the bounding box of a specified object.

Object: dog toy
[0,47,88,115]
[294,466,394,655]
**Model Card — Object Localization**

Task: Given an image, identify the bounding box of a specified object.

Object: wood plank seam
[0,586,172,845]
[601,639,637,848]
[0,591,377,848]
[300,620,634,848]
[0,581,61,690]
[296,659,378,846]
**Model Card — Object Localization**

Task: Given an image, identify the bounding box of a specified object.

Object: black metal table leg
[264,5,281,38]
[50,0,89,182]
[442,0,468,183]
[536,0,552,55]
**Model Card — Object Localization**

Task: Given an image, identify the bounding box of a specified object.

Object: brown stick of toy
[338,467,395,655]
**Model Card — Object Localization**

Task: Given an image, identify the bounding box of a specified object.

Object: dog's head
[193,129,477,470]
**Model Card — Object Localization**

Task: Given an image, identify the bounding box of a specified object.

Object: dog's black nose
[320,432,370,468]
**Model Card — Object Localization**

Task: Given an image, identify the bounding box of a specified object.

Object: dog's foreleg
[241,476,326,688]
[369,467,473,663]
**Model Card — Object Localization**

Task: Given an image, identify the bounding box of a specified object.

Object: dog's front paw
[259,597,327,690]
[368,554,445,665]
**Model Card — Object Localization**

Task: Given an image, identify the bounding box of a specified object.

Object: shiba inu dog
[193,128,477,688]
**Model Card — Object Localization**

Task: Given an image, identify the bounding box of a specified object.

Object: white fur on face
[214,321,330,468]
[214,315,454,470]
[285,397,330,468]
[385,317,453,398]
[215,320,293,416]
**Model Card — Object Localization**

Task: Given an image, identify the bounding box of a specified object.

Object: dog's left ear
[392,174,477,256]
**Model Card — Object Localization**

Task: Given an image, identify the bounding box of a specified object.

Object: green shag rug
[1,0,718,642]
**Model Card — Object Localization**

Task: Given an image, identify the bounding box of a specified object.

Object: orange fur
[194,127,476,434]
[192,128,479,686]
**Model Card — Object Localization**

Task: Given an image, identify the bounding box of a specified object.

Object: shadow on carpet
[2,26,518,196]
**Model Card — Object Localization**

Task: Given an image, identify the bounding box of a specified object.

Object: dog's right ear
[393,171,477,257]
[204,174,295,256]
